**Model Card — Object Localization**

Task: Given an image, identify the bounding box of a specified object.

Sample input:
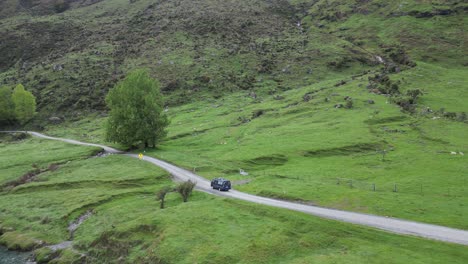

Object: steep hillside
[1,0,465,119]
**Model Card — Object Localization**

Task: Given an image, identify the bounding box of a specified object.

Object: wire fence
[333,177,467,197]
[258,172,467,197]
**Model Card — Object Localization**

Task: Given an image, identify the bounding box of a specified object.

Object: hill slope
[0,0,465,118]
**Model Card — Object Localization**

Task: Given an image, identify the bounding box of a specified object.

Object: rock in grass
[334,103,344,108]
[48,116,62,124]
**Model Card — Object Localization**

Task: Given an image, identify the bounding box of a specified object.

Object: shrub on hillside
[0,84,36,125]
[0,86,15,124]
[457,112,467,122]
[156,186,172,209]
[176,180,196,202]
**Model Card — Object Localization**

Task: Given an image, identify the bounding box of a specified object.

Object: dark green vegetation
[12,84,37,124]
[0,84,37,125]
[0,136,467,263]
[0,86,15,123]
[175,180,196,202]
[0,0,464,119]
[106,69,169,148]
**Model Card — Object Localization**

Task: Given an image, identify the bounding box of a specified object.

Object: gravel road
[4,131,468,246]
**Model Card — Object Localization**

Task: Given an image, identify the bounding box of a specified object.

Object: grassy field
[0,135,167,247]
[152,71,468,229]
[44,61,468,230]
[0,136,467,263]
[0,134,100,186]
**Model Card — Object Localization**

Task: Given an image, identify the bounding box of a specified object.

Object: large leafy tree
[0,86,15,124]
[11,84,36,124]
[105,69,169,148]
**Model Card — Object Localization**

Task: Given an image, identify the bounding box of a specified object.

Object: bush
[176,180,196,202]
[406,89,423,104]
[156,186,172,209]
[0,84,37,125]
[0,86,15,124]
[12,84,36,125]
[53,0,70,13]
[457,112,467,122]
[252,109,265,119]
[392,96,416,113]
[443,112,457,119]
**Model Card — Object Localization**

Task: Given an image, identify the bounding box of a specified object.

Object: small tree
[176,180,196,202]
[105,69,169,148]
[379,149,387,161]
[156,186,172,209]
[0,86,15,124]
[11,84,36,124]
[406,89,423,104]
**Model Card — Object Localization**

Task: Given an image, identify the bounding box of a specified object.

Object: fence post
[393,184,397,192]
[372,183,375,192]
[349,180,353,188]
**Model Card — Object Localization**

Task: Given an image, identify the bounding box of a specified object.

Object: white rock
[375,56,385,64]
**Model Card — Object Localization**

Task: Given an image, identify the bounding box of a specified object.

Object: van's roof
[213,177,229,182]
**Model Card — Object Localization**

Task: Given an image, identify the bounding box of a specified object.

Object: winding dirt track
[4,131,468,245]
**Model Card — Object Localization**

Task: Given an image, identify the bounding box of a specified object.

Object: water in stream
[0,246,32,264]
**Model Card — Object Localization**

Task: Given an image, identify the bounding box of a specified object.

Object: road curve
[3,131,468,245]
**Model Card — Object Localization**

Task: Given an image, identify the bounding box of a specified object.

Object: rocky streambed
[0,246,33,264]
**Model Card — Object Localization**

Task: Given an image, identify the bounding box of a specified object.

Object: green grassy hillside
[1,0,467,262]
[44,60,468,229]
[153,69,467,229]
[0,136,467,263]
[0,0,465,119]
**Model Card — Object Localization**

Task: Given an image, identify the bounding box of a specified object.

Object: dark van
[210,178,231,191]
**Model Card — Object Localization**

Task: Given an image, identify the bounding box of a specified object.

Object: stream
[0,246,33,264]
[0,210,91,264]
